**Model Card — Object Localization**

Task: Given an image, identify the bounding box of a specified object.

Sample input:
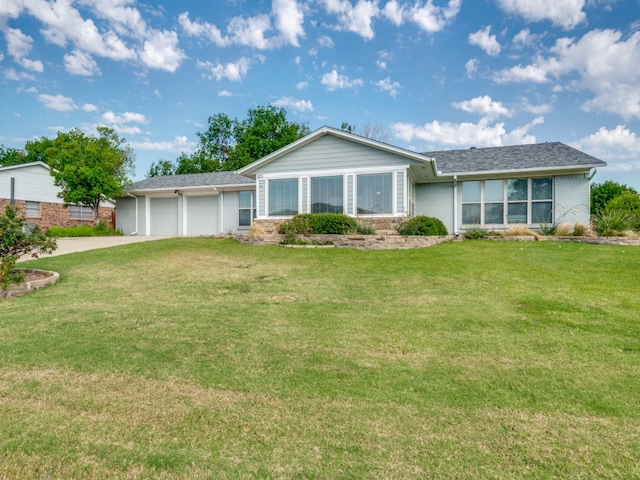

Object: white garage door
[150,197,179,235]
[187,195,219,235]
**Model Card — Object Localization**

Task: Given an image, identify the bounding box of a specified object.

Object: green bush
[592,209,633,236]
[605,191,640,232]
[48,223,122,237]
[463,227,490,239]
[397,216,448,236]
[0,206,57,290]
[279,214,357,235]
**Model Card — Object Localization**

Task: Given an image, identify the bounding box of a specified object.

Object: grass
[1,238,639,479]
[47,223,122,237]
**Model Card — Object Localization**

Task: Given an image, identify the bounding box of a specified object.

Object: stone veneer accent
[253,216,402,235]
[0,199,114,230]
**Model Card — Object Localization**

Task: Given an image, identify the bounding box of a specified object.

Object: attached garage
[150,197,179,235]
[117,171,255,236]
[186,195,219,235]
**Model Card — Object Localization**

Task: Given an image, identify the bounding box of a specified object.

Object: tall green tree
[146,105,309,177]
[590,180,638,214]
[44,127,135,222]
[0,146,27,165]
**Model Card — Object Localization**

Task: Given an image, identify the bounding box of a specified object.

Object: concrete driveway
[19,236,173,261]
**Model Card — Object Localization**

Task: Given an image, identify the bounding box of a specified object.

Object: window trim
[461,177,554,226]
[267,178,299,217]
[356,172,394,216]
[310,174,345,214]
[238,191,255,227]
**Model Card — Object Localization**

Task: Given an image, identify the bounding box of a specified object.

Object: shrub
[48,223,122,237]
[556,223,574,236]
[396,216,448,236]
[463,227,490,239]
[538,222,558,235]
[0,206,57,290]
[355,221,376,235]
[605,190,640,232]
[592,209,633,236]
[572,222,588,236]
[279,214,357,235]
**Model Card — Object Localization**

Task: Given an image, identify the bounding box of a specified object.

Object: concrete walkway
[19,236,173,261]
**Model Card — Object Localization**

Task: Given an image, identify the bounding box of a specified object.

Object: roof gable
[238,126,436,176]
[0,161,50,173]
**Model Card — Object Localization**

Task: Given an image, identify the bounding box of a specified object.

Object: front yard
[1,238,638,479]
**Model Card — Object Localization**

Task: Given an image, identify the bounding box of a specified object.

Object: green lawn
[1,238,639,479]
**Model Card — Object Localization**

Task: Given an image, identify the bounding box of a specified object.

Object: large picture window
[357,173,392,214]
[269,178,298,216]
[462,178,553,226]
[311,176,343,213]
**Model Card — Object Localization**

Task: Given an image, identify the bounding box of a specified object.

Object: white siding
[555,174,591,226]
[0,164,61,203]
[255,135,422,174]
[415,182,455,234]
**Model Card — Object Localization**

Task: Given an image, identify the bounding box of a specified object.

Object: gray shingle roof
[126,171,255,191]
[424,142,607,174]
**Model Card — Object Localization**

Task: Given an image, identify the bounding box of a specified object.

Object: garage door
[150,197,179,235]
[187,195,219,235]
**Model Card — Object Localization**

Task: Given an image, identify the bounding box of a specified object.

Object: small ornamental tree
[0,206,57,290]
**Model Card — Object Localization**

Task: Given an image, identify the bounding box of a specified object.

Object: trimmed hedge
[279,213,357,235]
[397,216,448,236]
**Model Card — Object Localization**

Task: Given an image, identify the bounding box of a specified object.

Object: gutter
[126,191,138,235]
[453,175,458,235]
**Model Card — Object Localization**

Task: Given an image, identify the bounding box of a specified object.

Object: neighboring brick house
[0,161,115,229]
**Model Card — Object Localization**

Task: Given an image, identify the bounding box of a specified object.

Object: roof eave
[437,163,606,178]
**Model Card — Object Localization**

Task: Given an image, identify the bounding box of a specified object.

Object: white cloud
[272,96,313,113]
[130,135,196,153]
[64,49,101,76]
[101,111,147,125]
[323,0,379,40]
[5,27,43,71]
[38,94,77,112]
[495,29,640,119]
[520,98,551,114]
[409,0,461,33]
[452,95,511,119]
[375,77,401,97]
[391,117,542,149]
[497,0,586,29]
[227,14,272,49]
[465,58,478,77]
[317,35,334,48]
[20,58,43,72]
[82,103,98,112]
[468,26,500,56]
[178,12,230,46]
[273,0,305,47]
[139,30,185,73]
[4,68,36,81]
[197,57,253,82]
[513,28,537,47]
[218,90,233,97]
[153,89,161,98]
[572,125,640,171]
[296,80,309,90]
[320,68,364,90]
[381,0,405,26]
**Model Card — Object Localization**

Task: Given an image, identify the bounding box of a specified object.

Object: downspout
[589,168,597,180]
[126,191,138,235]
[10,178,15,206]
[453,175,458,235]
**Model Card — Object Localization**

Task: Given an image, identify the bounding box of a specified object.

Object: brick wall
[0,199,114,230]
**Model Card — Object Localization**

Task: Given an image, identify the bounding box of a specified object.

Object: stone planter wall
[237,234,455,250]
[252,216,402,235]
[1,269,60,299]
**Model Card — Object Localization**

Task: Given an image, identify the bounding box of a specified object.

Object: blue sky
[1,0,639,190]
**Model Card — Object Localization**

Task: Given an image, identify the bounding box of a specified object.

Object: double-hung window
[69,205,95,220]
[311,176,343,213]
[238,191,255,226]
[357,173,392,214]
[25,201,41,218]
[462,177,553,226]
[268,178,298,216]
